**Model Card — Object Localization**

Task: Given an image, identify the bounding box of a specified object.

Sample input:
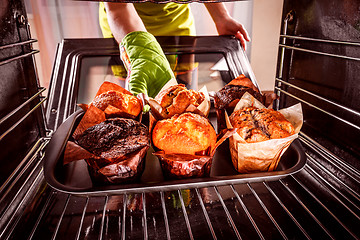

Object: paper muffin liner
[85,146,148,185]
[153,129,236,179]
[153,152,213,179]
[225,92,303,173]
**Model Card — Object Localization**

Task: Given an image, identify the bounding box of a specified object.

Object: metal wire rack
[4,139,358,240]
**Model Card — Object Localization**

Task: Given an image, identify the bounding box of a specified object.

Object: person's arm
[205,3,250,50]
[103,3,175,98]
[104,3,147,43]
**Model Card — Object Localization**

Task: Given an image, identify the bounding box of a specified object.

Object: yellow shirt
[99,2,196,38]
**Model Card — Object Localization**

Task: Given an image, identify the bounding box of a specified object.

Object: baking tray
[43,109,306,196]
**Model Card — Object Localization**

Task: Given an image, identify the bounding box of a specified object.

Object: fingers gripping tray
[43,109,306,196]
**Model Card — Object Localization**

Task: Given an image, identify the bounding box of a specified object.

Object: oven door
[45,36,255,129]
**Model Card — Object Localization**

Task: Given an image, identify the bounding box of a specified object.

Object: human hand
[262,90,279,108]
[205,3,250,50]
[215,16,251,50]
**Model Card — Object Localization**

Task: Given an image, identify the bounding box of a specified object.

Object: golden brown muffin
[155,84,205,117]
[91,90,142,118]
[152,112,217,155]
[230,107,294,143]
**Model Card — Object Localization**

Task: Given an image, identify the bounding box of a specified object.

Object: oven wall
[251,0,284,91]
[276,0,360,169]
[0,0,48,232]
[0,0,46,186]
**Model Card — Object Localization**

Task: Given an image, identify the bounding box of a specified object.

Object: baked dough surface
[230,107,294,143]
[155,84,205,117]
[92,90,142,117]
[152,112,217,155]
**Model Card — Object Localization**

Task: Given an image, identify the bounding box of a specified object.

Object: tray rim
[43,109,307,196]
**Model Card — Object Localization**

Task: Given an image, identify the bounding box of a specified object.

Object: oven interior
[0,0,359,239]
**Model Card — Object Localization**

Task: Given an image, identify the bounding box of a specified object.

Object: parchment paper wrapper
[226,92,303,173]
[153,152,212,179]
[153,128,236,179]
[63,81,149,185]
[85,146,149,185]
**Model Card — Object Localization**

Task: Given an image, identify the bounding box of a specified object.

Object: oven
[0,0,359,239]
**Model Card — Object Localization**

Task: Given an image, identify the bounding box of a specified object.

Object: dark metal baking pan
[43,109,306,196]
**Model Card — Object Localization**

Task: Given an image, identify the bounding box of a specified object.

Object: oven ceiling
[75,0,245,2]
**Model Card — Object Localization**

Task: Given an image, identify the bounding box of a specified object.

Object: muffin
[75,117,150,184]
[155,84,205,117]
[229,107,295,143]
[90,90,142,118]
[214,74,265,130]
[152,112,217,155]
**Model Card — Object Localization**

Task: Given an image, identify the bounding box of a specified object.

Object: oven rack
[1,133,358,240]
[0,39,39,66]
[0,11,51,239]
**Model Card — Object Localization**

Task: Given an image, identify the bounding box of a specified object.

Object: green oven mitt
[120,31,175,98]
